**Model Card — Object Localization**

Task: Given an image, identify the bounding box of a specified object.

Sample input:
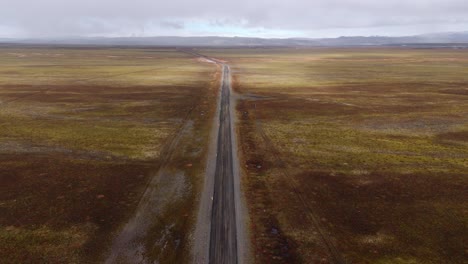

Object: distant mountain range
[1,32,468,47]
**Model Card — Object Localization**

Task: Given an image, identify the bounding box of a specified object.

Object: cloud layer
[1,0,467,38]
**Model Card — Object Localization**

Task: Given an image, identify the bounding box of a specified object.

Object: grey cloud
[0,0,467,38]
[160,21,185,30]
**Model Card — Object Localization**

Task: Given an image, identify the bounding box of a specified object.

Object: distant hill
[2,32,468,47]
[308,32,468,46]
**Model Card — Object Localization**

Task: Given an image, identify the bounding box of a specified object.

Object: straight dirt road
[208,64,239,264]
[187,49,246,264]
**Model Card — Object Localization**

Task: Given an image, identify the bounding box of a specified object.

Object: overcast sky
[1,0,467,38]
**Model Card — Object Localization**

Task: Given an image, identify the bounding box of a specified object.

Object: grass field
[204,48,468,263]
[0,46,218,263]
[2,46,466,263]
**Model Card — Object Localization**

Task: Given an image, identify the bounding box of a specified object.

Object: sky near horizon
[1,0,467,38]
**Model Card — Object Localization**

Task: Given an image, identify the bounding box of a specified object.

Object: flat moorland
[205,48,468,263]
[0,46,218,263]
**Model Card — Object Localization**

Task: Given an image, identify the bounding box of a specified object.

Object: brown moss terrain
[0,47,218,263]
[204,48,468,263]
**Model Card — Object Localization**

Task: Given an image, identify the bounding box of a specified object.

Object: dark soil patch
[437,130,468,142]
[296,171,467,263]
[0,153,155,262]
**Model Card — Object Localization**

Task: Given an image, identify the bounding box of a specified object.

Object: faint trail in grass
[104,50,209,263]
[104,115,196,263]
[253,103,347,264]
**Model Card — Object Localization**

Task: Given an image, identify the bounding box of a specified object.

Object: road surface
[184,50,247,264]
[209,64,238,264]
